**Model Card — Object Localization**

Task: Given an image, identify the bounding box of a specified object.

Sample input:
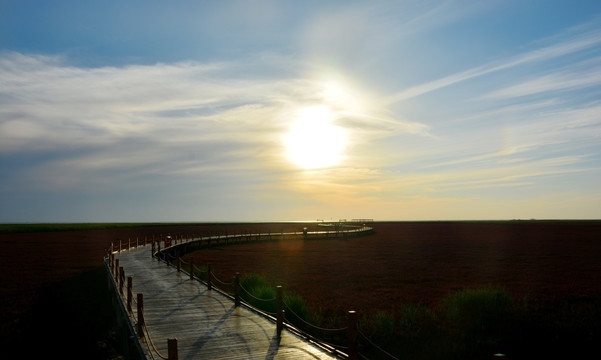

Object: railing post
[348,310,358,360]
[276,285,283,337]
[207,264,212,290]
[189,257,194,280]
[234,272,240,307]
[119,267,124,295]
[137,293,144,337]
[128,238,131,250]
[119,240,122,253]
[168,338,178,360]
[127,276,133,312]
[114,259,119,278]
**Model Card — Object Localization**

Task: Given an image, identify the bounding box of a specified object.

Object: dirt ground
[2,221,601,345]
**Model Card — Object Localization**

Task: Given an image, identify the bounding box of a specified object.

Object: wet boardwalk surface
[113,245,340,359]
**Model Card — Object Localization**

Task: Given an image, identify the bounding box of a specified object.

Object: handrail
[357,329,401,360]
[108,223,387,359]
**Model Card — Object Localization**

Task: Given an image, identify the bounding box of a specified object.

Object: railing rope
[210,271,233,288]
[357,329,401,360]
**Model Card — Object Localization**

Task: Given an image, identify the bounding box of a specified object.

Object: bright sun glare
[284,106,347,169]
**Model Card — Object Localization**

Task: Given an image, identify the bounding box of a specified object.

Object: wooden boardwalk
[112,245,341,359]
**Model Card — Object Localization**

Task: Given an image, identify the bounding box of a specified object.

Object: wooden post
[348,310,358,360]
[189,257,194,280]
[151,241,155,258]
[207,264,212,290]
[128,238,131,250]
[118,267,124,295]
[276,286,283,337]
[234,272,240,307]
[127,276,133,312]
[137,293,144,337]
[114,259,119,278]
[168,338,178,360]
[119,240,122,253]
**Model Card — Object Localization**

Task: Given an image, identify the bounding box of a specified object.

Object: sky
[1,0,601,222]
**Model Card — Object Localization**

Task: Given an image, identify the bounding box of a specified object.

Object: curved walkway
[112,244,341,360]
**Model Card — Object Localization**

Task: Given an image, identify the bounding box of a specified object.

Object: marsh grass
[237,273,326,334]
[163,261,601,360]
[3,267,130,359]
[240,273,277,314]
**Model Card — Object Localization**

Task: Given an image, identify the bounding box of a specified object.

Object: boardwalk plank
[113,246,340,359]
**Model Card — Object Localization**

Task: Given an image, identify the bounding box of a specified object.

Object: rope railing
[280,302,352,356]
[107,259,173,360]
[239,283,277,303]
[357,329,401,360]
[108,223,382,359]
[282,298,349,334]
[210,271,234,288]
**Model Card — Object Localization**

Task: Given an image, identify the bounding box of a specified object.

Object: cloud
[483,61,601,99]
[381,26,601,103]
[0,51,427,195]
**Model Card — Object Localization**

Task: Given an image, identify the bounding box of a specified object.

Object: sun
[284,106,347,169]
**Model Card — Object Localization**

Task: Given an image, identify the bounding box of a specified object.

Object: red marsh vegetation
[2,221,600,358]
[187,221,601,316]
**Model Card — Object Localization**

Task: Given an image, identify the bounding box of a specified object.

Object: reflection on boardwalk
[112,245,340,359]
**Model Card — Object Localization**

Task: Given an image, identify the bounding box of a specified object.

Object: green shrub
[398,303,436,338]
[372,311,396,345]
[239,273,277,314]
[439,287,515,357]
[193,266,208,281]
[284,293,309,329]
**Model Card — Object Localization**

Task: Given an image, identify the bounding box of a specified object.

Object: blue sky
[1,0,600,222]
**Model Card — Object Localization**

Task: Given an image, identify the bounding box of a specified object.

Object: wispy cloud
[0,52,425,194]
[483,60,601,99]
[381,26,601,103]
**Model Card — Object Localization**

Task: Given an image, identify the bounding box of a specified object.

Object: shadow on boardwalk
[111,245,341,360]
